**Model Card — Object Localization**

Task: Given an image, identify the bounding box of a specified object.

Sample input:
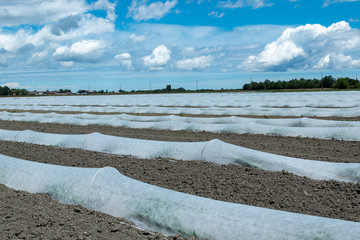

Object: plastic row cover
[0,155,359,240]
[3,111,360,126]
[2,91,360,108]
[0,129,359,183]
[1,104,360,117]
[1,111,360,141]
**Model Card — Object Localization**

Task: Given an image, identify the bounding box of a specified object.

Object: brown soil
[1,121,360,239]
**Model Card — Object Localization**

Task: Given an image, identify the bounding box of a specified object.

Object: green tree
[334,78,349,89]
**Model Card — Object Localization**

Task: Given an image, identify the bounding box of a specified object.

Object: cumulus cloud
[0,30,31,52]
[114,53,135,71]
[315,53,360,69]
[1,82,24,88]
[0,0,88,26]
[0,11,114,55]
[143,45,171,70]
[127,0,178,21]
[51,15,81,36]
[240,21,360,71]
[91,0,117,22]
[218,0,273,9]
[176,55,214,71]
[53,40,106,63]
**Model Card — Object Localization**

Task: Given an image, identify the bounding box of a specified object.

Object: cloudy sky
[0,0,360,91]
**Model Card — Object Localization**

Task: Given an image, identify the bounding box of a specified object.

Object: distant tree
[321,75,335,88]
[0,86,11,95]
[334,78,349,89]
[175,87,186,92]
[166,84,172,91]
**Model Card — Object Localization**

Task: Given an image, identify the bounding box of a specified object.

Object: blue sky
[0,0,360,91]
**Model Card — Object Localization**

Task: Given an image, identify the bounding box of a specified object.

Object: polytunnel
[0,155,359,240]
[0,129,359,183]
[1,111,360,140]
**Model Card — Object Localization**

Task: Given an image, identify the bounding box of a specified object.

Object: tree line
[243,76,360,90]
[0,86,28,96]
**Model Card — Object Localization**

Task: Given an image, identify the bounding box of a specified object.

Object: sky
[0,0,360,91]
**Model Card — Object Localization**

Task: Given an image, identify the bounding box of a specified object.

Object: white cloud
[240,21,360,71]
[129,33,147,43]
[0,0,117,27]
[209,11,225,18]
[218,0,273,9]
[323,0,360,7]
[315,53,360,69]
[34,14,115,43]
[114,53,135,71]
[143,45,171,70]
[0,30,30,52]
[115,53,132,60]
[28,50,48,63]
[1,82,23,88]
[349,18,359,22]
[182,47,195,55]
[176,55,214,71]
[0,0,89,26]
[53,40,106,63]
[0,13,114,56]
[127,0,178,21]
[60,61,74,67]
[91,0,117,22]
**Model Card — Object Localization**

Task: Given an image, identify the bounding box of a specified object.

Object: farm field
[1,92,360,239]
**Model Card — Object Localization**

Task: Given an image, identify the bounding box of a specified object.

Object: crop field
[1,91,360,239]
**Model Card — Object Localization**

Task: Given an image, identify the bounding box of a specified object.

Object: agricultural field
[1,91,360,239]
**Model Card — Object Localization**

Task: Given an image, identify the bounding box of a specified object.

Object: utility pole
[149,82,152,91]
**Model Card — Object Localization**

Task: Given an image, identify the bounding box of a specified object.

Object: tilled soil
[1,121,360,239]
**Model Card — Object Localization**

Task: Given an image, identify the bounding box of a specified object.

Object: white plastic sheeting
[2,91,360,117]
[1,155,359,240]
[2,91,360,108]
[0,129,359,183]
[2,104,360,117]
[1,111,360,140]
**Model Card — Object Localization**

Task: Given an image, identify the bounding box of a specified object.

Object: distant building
[26,91,47,96]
